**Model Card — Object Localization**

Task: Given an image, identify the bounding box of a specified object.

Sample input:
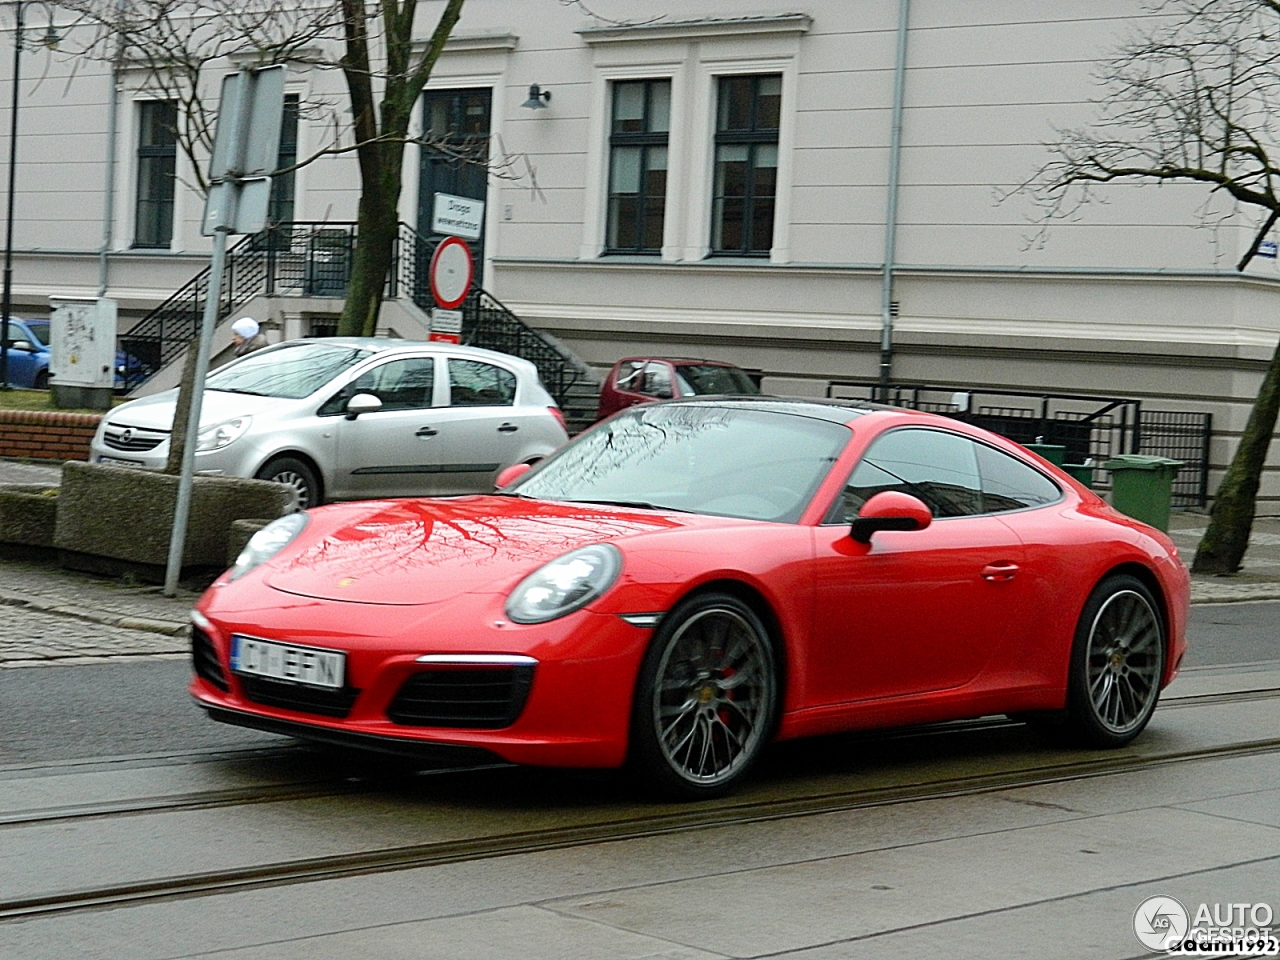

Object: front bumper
[189,595,654,769]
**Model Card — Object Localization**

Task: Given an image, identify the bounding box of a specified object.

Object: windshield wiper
[207,387,268,396]
[563,498,690,513]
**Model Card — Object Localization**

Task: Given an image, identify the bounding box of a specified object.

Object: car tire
[628,591,777,800]
[255,456,322,511]
[33,370,48,390]
[1024,574,1165,749]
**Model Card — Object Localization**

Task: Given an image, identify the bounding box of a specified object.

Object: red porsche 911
[190,398,1189,799]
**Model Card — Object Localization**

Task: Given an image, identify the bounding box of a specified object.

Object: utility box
[1103,454,1185,531]
[49,297,117,411]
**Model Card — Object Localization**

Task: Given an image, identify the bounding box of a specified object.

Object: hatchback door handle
[415,427,438,438]
[981,562,1019,582]
[497,423,518,433]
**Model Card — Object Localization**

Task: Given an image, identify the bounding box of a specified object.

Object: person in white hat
[230,316,268,357]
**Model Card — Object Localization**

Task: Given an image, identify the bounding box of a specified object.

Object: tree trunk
[1191,334,1280,574]
[337,139,407,336]
[164,343,201,474]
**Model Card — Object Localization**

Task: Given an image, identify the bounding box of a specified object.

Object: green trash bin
[1024,443,1066,466]
[1062,462,1094,488]
[1102,454,1185,531]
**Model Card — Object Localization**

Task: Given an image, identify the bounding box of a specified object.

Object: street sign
[430,308,463,344]
[429,237,474,309]
[431,192,484,240]
[202,66,287,237]
[1260,240,1278,259]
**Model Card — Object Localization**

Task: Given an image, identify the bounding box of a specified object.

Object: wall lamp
[521,84,551,110]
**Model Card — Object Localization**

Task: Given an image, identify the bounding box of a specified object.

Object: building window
[711,75,780,255]
[268,94,300,226]
[606,79,670,253]
[134,101,177,248]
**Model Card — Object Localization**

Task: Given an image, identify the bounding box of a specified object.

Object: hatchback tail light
[548,406,567,431]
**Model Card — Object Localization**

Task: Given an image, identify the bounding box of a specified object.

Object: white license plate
[98,456,144,467]
[230,636,346,689]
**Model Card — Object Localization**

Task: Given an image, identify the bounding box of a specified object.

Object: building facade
[4,1,1280,508]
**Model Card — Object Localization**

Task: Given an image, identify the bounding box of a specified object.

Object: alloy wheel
[1084,589,1162,735]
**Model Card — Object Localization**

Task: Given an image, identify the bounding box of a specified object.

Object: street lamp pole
[0,1,26,392]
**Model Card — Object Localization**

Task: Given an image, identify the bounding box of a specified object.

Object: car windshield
[206,342,372,399]
[512,404,849,522]
[674,364,759,396]
[23,321,49,346]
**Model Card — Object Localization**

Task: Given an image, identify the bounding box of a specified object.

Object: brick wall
[0,411,102,461]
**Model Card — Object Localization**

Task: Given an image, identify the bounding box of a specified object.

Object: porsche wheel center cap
[698,685,716,704]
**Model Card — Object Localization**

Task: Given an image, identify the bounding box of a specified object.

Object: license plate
[98,456,144,467]
[230,636,346,689]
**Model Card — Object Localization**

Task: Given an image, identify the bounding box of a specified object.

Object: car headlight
[197,416,252,452]
[505,544,622,624]
[229,513,308,580]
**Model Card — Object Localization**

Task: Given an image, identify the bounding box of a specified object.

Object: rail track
[2,684,1278,923]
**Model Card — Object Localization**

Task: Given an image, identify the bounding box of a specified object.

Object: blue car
[1,317,50,389]
[1,316,148,391]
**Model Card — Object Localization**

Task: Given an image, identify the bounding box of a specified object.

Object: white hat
[231,316,259,339]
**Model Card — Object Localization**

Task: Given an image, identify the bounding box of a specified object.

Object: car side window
[448,359,516,407]
[642,362,673,399]
[614,360,646,392]
[824,428,983,523]
[317,357,435,415]
[974,442,1062,512]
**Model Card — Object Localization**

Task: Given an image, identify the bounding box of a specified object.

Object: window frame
[605,78,671,255]
[821,427,1065,526]
[133,100,178,249]
[710,74,782,257]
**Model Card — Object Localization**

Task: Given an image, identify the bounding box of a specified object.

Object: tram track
[4,686,1280,923]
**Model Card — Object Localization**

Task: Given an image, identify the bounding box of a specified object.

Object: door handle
[981,562,1019,582]
[497,423,518,433]
[415,427,438,438]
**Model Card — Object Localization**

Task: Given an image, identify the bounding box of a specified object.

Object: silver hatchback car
[89,338,569,507]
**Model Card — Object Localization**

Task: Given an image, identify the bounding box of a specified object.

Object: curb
[0,592,188,637]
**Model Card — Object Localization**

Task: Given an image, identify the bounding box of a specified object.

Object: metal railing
[829,380,1212,507]
[118,221,582,410]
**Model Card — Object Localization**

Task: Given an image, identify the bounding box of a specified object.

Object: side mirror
[851,491,933,544]
[345,392,382,420]
[495,462,532,490]
[10,340,33,352]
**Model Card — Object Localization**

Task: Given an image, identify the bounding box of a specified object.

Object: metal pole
[877,0,910,398]
[97,0,124,297]
[1,1,25,391]
[163,226,229,595]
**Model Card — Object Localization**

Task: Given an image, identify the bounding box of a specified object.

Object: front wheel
[255,456,322,511]
[629,592,777,800]
[1052,574,1165,748]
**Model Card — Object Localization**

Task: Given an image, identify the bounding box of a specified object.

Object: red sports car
[191,398,1189,799]
[596,356,759,421]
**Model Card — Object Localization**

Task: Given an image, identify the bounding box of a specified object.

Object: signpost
[427,236,473,347]
[164,66,285,597]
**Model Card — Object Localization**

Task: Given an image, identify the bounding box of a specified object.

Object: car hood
[105,389,286,432]
[265,496,692,606]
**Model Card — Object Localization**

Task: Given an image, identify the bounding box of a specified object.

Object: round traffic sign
[429,236,474,309]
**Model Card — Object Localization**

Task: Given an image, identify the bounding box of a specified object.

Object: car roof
[615,356,741,367]
[267,337,538,371]
[654,395,883,425]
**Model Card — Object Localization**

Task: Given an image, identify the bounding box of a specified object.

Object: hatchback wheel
[256,456,321,510]
[630,592,777,800]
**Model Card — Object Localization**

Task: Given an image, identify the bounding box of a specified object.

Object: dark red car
[191,398,1189,799]
[596,357,759,420]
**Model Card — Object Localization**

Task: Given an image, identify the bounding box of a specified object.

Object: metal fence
[828,381,1212,508]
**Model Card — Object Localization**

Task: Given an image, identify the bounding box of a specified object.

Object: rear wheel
[33,370,48,390]
[629,592,777,800]
[255,456,322,510]
[1022,574,1165,748]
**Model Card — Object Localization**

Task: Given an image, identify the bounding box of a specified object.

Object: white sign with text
[431,193,485,240]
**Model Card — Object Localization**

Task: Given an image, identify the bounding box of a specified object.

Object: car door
[4,322,40,387]
[332,354,439,498]
[808,427,1031,707]
[427,356,528,494]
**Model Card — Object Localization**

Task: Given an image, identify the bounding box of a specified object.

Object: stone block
[54,462,292,570]
[0,483,59,548]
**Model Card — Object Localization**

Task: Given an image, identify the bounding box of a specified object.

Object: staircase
[118,222,598,427]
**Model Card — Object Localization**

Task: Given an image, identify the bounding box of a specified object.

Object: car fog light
[506,544,622,624]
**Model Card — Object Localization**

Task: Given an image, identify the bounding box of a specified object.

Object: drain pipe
[878,0,910,396]
[97,0,124,296]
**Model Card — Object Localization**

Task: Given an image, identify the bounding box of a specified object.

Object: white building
[4,1,1279,508]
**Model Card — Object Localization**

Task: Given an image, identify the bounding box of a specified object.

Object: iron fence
[827,380,1211,508]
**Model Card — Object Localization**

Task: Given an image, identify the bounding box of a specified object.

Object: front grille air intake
[238,677,360,718]
[191,627,229,691]
[103,426,165,451]
[387,666,535,728]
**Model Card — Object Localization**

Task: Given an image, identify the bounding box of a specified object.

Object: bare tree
[1024,0,1280,575]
